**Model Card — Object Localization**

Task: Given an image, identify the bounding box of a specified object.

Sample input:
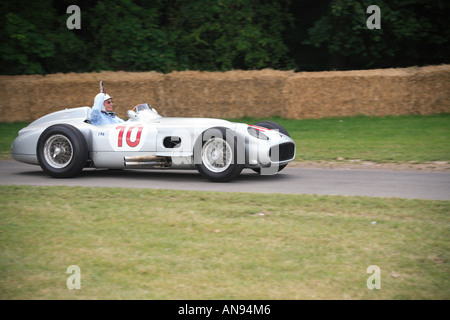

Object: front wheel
[194,127,244,182]
[36,124,88,178]
[253,121,290,137]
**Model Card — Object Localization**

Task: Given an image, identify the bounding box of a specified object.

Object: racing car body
[11,104,296,182]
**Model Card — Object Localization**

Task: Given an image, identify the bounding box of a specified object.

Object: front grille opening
[269,143,295,161]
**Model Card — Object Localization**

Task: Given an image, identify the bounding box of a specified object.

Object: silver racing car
[11,104,295,182]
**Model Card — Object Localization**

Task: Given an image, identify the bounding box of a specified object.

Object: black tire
[253,121,290,137]
[36,124,88,178]
[194,127,244,182]
[252,121,290,173]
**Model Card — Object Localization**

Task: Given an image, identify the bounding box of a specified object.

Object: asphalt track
[1,160,449,200]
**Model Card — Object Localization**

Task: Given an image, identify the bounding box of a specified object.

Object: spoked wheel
[201,137,233,173]
[37,124,88,178]
[194,127,244,182]
[43,134,74,168]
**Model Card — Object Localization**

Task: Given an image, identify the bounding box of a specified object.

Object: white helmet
[101,94,113,112]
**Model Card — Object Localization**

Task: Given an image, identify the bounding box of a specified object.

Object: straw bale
[0,75,38,122]
[161,69,293,118]
[408,65,450,115]
[0,65,448,122]
[0,71,164,121]
[285,68,412,119]
[285,65,450,119]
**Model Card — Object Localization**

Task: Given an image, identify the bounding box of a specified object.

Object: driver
[90,92,124,125]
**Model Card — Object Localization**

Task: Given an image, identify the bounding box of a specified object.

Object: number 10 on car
[115,125,144,148]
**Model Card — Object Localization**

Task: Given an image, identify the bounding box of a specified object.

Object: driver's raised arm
[90,93,105,123]
[90,92,124,125]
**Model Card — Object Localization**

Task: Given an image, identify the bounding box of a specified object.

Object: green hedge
[1,0,449,75]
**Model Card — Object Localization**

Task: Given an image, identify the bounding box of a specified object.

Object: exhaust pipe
[124,155,171,168]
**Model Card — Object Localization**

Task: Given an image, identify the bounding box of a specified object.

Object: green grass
[1,186,448,299]
[231,113,450,163]
[0,122,28,160]
[2,114,450,162]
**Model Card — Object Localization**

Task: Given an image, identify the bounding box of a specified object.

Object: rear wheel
[37,124,88,178]
[194,127,244,182]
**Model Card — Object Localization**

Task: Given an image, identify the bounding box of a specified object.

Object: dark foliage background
[1,0,449,75]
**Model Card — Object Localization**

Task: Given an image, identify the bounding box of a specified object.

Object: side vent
[163,136,181,149]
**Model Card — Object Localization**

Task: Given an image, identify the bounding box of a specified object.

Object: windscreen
[135,104,150,113]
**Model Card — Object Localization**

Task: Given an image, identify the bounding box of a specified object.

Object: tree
[85,0,177,72]
[0,1,57,74]
[163,0,294,71]
[0,0,91,74]
[0,0,449,74]
[302,0,450,70]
